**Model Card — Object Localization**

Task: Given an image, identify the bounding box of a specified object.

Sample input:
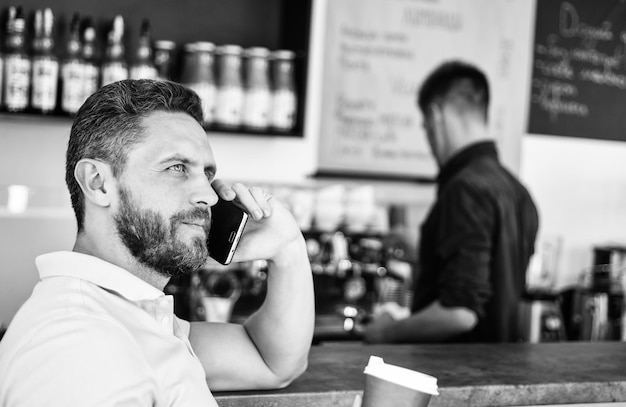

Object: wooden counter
[215,341,626,407]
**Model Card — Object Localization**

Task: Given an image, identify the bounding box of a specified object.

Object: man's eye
[169,164,186,173]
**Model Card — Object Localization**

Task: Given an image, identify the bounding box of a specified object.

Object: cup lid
[363,356,439,395]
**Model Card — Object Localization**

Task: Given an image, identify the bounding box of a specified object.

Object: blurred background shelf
[0,112,304,138]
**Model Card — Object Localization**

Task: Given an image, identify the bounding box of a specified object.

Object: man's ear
[74,159,114,208]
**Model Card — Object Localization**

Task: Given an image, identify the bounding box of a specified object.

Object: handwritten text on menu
[528,0,626,142]
[315,0,528,178]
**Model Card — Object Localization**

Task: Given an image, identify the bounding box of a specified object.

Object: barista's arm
[363,300,477,343]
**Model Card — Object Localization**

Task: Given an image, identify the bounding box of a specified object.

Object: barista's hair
[65,79,204,231]
[417,60,490,121]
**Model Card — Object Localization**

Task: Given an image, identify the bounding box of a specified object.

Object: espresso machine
[518,237,567,343]
[569,245,626,341]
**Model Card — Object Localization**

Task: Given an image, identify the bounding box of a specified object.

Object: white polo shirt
[0,251,217,407]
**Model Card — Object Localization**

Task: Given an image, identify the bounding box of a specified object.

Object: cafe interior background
[1,0,626,343]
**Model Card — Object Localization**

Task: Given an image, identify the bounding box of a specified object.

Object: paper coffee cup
[362,356,438,407]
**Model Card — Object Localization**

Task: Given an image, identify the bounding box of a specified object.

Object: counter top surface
[215,341,626,407]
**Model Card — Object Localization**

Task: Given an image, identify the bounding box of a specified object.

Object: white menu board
[311,0,533,179]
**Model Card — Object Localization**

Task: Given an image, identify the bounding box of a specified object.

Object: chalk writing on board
[528,0,626,141]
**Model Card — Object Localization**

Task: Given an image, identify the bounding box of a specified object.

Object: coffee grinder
[518,236,567,343]
[571,245,626,341]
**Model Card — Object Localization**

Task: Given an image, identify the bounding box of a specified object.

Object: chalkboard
[310,0,534,180]
[528,0,626,142]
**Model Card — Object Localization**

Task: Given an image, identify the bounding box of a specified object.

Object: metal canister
[180,41,217,124]
[215,44,244,128]
[270,49,297,132]
[153,40,177,81]
[242,47,271,131]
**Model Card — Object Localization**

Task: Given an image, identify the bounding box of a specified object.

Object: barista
[363,60,539,343]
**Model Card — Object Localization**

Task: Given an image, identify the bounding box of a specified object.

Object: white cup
[362,356,438,407]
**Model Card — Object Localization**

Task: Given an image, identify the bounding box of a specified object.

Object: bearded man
[0,79,314,406]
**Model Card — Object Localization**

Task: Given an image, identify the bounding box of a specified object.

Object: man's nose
[190,177,218,208]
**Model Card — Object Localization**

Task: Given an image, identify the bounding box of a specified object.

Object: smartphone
[208,198,249,265]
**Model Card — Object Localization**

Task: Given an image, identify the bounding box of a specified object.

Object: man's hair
[417,60,490,121]
[65,79,204,231]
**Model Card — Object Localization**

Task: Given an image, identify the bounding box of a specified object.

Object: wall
[0,118,434,325]
[520,135,626,289]
[0,119,74,326]
[3,0,626,325]
[0,119,322,325]
[515,0,626,290]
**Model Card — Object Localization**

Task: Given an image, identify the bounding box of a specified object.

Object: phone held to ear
[208,198,249,265]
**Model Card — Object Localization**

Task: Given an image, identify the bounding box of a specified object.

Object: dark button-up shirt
[412,141,539,342]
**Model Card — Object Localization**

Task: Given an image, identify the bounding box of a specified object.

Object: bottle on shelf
[101,15,128,87]
[3,6,31,113]
[180,41,216,125]
[0,10,4,108]
[0,46,3,111]
[1,6,15,110]
[30,8,59,114]
[270,49,298,132]
[215,44,244,129]
[80,16,100,105]
[59,12,83,115]
[242,47,271,131]
[153,39,177,81]
[129,18,157,80]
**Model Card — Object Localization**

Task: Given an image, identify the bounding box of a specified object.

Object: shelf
[0,111,73,125]
[0,0,312,138]
[0,112,303,138]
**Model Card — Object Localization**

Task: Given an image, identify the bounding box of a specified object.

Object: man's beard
[114,185,211,278]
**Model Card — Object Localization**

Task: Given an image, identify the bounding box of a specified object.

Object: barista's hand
[211,180,303,264]
[362,312,396,344]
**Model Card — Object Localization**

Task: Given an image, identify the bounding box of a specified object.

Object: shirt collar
[36,251,165,302]
[436,141,498,189]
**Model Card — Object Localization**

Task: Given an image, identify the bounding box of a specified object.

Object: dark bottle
[180,42,216,124]
[31,8,59,114]
[270,49,297,132]
[59,13,83,115]
[80,16,99,105]
[129,18,157,80]
[4,6,31,113]
[101,15,128,86]
[215,44,244,128]
[153,40,176,81]
[242,47,271,131]
[0,10,5,108]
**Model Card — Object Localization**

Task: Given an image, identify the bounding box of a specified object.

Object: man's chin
[148,242,209,277]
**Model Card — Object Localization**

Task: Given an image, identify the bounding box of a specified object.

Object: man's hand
[363,301,478,343]
[211,180,303,265]
[193,180,314,391]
